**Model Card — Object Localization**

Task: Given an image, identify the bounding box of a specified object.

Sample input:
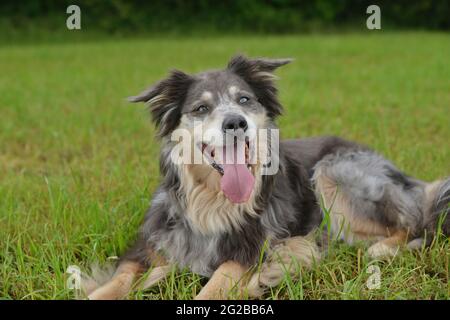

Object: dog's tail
[423,177,450,239]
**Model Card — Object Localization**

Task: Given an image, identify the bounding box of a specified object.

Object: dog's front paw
[368,242,398,259]
[194,288,221,300]
[87,289,109,300]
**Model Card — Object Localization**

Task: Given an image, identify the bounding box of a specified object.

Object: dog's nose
[222,115,248,132]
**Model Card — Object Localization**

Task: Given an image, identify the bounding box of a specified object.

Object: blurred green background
[1,0,449,43]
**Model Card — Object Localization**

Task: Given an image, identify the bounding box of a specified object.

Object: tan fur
[195,235,319,299]
[87,261,142,300]
[194,261,249,300]
[176,112,270,234]
[80,262,116,295]
[246,235,320,297]
[314,167,390,243]
[146,248,168,267]
[148,93,167,107]
[254,71,278,82]
[368,230,409,258]
[140,265,172,290]
[172,101,271,235]
[423,180,442,220]
[181,163,262,234]
[314,168,413,258]
[85,249,168,300]
[87,263,173,300]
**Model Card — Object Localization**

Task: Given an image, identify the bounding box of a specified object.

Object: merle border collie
[82,55,449,300]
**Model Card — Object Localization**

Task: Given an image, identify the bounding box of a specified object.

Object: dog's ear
[228,55,292,72]
[128,70,194,137]
[227,55,292,118]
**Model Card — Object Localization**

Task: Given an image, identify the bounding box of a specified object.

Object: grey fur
[312,150,426,237]
[424,177,450,237]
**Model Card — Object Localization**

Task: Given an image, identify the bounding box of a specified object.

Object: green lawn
[0,32,449,300]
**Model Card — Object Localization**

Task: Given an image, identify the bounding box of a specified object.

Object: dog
[83,55,450,300]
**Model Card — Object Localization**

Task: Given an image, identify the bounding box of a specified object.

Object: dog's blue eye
[239,96,250,104]
[195,105,209,113]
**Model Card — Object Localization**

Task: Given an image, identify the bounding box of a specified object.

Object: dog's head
[129,55,291,205]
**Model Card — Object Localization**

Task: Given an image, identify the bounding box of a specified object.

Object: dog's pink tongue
[220,148,255,204]
[221,164,254,203]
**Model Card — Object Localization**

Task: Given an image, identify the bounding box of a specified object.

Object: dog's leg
[87,263,171,300]
[367,229,409,258]
[194,261,249,300]
[246,235,320,298]
[86,237,168,300]
[87,261,143,300]
[140,265,172,290]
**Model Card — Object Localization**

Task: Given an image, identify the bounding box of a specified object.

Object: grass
[0,32,449,300]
